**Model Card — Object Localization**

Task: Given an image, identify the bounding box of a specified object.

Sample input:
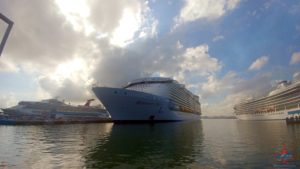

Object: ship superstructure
[93,77,201,121]
[0,99,110,123]
[234,81,300,120]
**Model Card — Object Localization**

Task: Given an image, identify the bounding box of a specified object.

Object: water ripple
[0,120,300,168]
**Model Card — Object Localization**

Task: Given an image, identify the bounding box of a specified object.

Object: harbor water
[0,119,300,168]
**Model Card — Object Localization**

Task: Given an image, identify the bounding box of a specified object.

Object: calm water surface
[0,119,300,168]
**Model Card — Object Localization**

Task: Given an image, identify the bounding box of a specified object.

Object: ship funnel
[84,99,95,106]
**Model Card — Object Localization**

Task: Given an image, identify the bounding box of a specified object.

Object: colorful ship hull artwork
[273,144,296,168]
[0,99,111,125]
[234,80,300,120]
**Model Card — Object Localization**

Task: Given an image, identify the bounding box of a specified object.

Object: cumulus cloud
[0,58,19,72]
[91,43,149,87]
[54,0,158,46]
[202,92,246,116]
[0,0,98,103]
[37,56,95,102]
[1,0,225,112]
[293,72,300,81]
[174,0,240,27]
[212,35,224,42]
[0,0,89,70]
[0,0,160,102]
[87,38,222,92]
[0,93,18,108]
[39,78,92,102]
[200,71,237,98]
[200,72,275,116]
[180,45,222,77]
[248,56,269,71]
[290,52,300,65]
[232,72,274,98]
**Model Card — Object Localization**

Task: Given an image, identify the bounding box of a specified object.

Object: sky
[0,0,300,116]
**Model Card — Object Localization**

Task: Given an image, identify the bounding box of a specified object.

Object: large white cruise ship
[0,99,110,124]
[234,80,300,120]
[92,77,201,122]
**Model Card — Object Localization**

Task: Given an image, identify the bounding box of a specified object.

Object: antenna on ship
[0,13,13,56]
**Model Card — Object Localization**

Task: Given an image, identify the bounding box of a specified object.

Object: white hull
[92,87,200,121]
[236,108,300,120]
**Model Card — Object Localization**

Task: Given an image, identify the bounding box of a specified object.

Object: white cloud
[0,93,18,108]
[200,72,274,116]
[110,3,158,47]
[290,52,300,65]
[248,56,269,71]
[174,0,240,27]
[110,8,143,46]
[293,72,300,81]
[0,0,89,70]
[0,0,160,103]
[55,0,93,35]
[180,44,222,77]
[0,58,19,72]
[201,76,222,93]
[197,71,240,116]
[201,71,236,97]
[37,56,97,102]
[212,35,224,42]
[176,40,183,49]
[202,92,246,116]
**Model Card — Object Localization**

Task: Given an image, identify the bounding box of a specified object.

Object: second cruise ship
[0,98,110,124]
[234,80,300,120]
[92,77,201,121]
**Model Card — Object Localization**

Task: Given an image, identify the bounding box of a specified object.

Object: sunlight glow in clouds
[110,1,158,47]
[55,0,94,35]
[110,8,142,47]
[53,58,89,82]
[37,57,95,103]
[55,0,156,47]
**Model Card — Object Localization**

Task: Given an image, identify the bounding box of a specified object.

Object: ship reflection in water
[85,122,203,168]
[1,120,300,168]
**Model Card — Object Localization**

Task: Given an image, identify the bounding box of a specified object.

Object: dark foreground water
[0,119,300,168]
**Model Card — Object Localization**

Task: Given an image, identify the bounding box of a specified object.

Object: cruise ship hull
[236,108,300,120]
[92,87,200,122]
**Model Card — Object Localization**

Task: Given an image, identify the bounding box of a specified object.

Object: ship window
[286,102,298,109]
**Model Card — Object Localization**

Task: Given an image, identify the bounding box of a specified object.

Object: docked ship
[0,98,111,124]
[234,80,300,120]
[92,77,201,122]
